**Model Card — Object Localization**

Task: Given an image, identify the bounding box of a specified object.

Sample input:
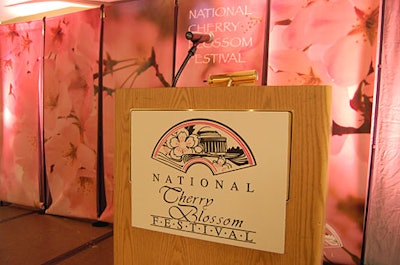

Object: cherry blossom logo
[152,119,256,175]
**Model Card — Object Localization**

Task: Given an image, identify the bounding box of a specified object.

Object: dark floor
[0,203,113,265]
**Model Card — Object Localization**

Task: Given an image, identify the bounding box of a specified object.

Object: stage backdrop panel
[268,0,379,263]
[175,0,268,87]
[43,8,101,220]
[0,20,43,208]
[99,0,176,221]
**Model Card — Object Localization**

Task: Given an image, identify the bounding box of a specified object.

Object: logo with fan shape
[152,119,256,175]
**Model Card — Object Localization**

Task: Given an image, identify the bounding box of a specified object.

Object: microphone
[185,31,214,44]
[172,31,214,87]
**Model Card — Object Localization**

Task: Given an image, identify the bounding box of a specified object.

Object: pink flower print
[4,59,13,70]
[50,20,65,45]
[213,156,232,173]
[166,129,202,160]
[7,24,20,43]
[349,6,379,46]
[323,6,379,86]
[270,0,304,27]
[280,0,356,50]
[158,145,172,157]
[21,32,33,53]
[324,33,373,86]
[268,49,329,85]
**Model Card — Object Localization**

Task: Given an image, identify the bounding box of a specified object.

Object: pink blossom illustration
[152,119,255,175]
[166,129,203,160]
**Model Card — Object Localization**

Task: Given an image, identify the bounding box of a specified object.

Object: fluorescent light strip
[1,1,99,24]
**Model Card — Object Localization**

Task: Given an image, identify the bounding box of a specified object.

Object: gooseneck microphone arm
[172,42,198,87]
[172,31,214,87]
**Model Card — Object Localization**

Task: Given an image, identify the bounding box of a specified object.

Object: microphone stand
[172,42,199,87]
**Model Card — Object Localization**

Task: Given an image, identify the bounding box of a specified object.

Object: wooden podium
[114,85,331,265]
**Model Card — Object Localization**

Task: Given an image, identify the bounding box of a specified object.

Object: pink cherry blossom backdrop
[0,0,385,264]
[43,8,101,220]
[101,1,379,263]
[268,1,379,264]
[0,20,43,209]
[100,0,176,222]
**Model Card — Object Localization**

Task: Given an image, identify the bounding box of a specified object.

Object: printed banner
[130,110,291,253]
[0,20,42,208]
[43,8,101,219]
[175,0,268,87]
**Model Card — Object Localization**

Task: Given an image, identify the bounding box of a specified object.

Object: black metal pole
[261,0,271,85]
[96,5,107,220]
[39,17,52,212]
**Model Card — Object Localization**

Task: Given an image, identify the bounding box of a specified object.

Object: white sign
[130,110,291,253]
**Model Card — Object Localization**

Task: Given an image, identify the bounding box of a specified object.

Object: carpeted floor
[0,203,113,265]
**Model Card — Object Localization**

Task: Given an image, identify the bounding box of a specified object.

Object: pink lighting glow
[0,1,99,24]
[2,1,397,264]
[2,107,14,129]
[1,1,129,24]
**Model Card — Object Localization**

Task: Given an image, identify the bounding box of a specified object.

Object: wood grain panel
[115,86,331,265]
